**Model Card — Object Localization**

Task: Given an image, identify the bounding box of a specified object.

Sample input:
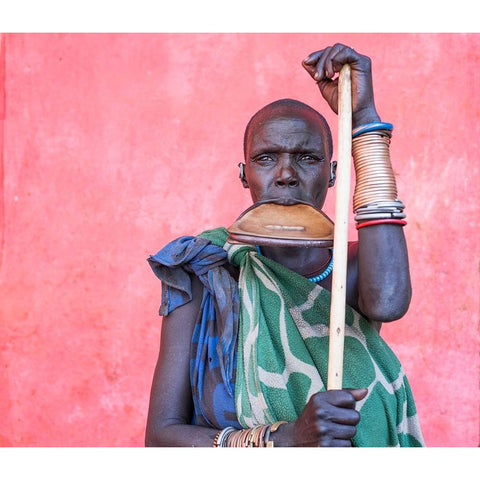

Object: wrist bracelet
[352,130,397,212]
[265,420,288,448]
[214,421,287,447]
[356,219,407,230]
[213,426,237,447]
[352,121,393,138]
[355,212,406,221]
[212,430,221,447]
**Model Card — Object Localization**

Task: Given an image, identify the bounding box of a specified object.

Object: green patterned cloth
[202,227,424,447]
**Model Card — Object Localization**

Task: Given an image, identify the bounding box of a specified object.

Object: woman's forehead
[247,114,326,153]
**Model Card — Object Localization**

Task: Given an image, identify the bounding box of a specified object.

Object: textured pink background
[0,33,478,447]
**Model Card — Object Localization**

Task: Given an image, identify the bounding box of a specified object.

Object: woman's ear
[328,161,337,187]
[239,163,249,188]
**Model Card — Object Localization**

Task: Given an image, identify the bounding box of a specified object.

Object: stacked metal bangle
[212,421,287,448]
[212,426,237,447]
[352,122,407,229]
[355,200,406,222]
[352,128,396,212]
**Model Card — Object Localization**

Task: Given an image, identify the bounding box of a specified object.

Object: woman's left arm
[303,44,411,322]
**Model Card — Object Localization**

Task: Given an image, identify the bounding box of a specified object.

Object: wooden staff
[327,64,352,390]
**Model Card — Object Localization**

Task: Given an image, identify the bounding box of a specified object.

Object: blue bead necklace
[255,246,334,283]
[307,250,334,283]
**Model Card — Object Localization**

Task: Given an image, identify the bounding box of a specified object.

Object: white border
[0,0,477,32]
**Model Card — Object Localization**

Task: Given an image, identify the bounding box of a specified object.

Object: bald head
[243,99,333,160]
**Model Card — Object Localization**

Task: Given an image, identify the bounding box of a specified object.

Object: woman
[145,44,424,447]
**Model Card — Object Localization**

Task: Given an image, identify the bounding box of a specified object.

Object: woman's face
[244,112,331,210]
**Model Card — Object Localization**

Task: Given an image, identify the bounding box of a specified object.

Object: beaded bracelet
[352,121,393,138]
[356,219,407,230]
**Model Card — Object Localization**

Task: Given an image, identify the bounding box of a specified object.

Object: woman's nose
[275,158,299,187]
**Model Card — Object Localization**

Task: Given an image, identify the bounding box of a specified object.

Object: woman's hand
[302,44,380,128]
[275,388,368,447]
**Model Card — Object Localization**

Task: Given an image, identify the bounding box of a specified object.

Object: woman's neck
[258,245,332,277]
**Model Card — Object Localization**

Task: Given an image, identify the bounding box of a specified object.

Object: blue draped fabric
[147,233,241,428]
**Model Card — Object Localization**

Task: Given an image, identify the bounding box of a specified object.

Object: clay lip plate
[227,201,334,247]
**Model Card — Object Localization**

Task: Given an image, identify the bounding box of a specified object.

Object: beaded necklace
[255,246,334,283]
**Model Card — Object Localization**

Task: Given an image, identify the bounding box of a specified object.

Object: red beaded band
[356,219,407,230]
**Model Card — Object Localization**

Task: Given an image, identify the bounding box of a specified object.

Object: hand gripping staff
[327,64,352,390]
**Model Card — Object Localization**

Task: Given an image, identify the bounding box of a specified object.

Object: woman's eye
[254,155,275,164]
[298,154,321,163]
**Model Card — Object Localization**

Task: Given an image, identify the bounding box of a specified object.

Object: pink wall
[0,33,478,447]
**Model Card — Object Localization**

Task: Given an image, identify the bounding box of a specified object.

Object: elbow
[363,303,410,323]
[145,422,172,447]
[145,431,158,447]
[145,426,160,447]
[359,287,412,323]
[145,418,168,447]
[145,415,191,447]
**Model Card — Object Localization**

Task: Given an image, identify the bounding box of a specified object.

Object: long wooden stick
[327,64,352,390]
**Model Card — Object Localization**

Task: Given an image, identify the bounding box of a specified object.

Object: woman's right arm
[145,272,367,447]
[145,274,219,446]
